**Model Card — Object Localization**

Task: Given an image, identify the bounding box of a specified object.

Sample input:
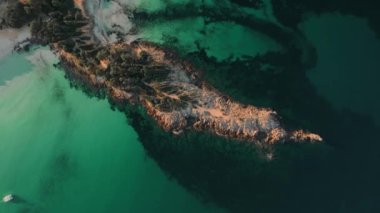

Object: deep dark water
[68,0,380,212]
[271,0,380,38]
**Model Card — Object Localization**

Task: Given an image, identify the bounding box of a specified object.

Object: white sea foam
[0,26,30,59]
[26,48,58,68]
[86,0,170,43]
[87,0,138,43]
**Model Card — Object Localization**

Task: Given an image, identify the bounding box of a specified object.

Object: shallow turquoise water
[141,18,280,60]
[0,49,223,213]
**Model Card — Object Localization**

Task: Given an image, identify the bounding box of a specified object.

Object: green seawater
[300,13,380,125]
[0,50,223,213]
[141,18,280,61]
[2,1,380,212]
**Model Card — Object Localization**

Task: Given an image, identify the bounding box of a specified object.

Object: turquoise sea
[0,49,223,213]
[1,0,380,212]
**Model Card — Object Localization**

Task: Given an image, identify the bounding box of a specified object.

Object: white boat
[2,194,13,203]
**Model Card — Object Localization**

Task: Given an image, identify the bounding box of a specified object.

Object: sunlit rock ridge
[0,0,322,145]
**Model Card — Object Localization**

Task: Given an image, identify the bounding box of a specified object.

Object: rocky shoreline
[6,1,380,212]
[1,0,322,145]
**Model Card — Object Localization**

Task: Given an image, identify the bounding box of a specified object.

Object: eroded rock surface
[0,0,322,145]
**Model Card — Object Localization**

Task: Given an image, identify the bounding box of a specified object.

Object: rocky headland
[0,0,322,146]
[5,1,380,212]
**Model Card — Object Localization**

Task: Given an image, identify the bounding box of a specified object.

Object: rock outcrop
[0,0,322,145]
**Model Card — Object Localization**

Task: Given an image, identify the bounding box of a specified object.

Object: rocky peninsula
[1,0,322,145]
